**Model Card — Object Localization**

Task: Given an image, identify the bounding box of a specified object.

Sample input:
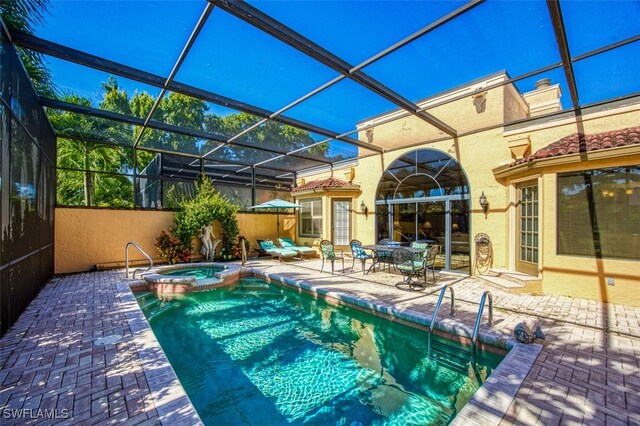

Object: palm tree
[0,0,56,97]
[50,95,133,206]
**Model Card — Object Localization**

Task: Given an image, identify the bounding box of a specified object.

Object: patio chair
[376,238,394,272]
[393,247,423,290]
[349,239,375,273]
[278,238,317,258]
[410,241,428,251]
[417,245,439,284]
[320,240,345,275]
[257,240,298,262]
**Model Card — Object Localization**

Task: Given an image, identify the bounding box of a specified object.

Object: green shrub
[155,229,192,264]
[172,176,239,256]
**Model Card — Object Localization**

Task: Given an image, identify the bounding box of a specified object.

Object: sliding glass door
[375,148,471,273]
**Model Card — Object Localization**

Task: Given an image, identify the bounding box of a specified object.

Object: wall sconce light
[479,191,488,212]
[360,201,368,217]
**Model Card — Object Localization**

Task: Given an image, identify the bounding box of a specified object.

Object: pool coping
[142,262,242,288]
[121,266,542,425]
[116,281,203,425]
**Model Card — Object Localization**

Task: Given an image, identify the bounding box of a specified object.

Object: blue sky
[35,0,640,157]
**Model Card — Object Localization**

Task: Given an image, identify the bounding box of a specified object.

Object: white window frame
[299,198,322,238]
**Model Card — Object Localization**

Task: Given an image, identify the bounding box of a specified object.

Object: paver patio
[1,258,639,425]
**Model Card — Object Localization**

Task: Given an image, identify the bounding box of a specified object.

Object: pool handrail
[429,284,455,333]
[125,241,153,279]
[471,290,493,351]
[241,238,247,266]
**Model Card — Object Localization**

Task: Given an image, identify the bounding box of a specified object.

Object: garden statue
[199,224,216,261]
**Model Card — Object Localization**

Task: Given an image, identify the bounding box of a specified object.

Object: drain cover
[94,335,123,346]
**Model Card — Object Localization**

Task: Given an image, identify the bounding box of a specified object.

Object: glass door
[375,204,390,242]
[332,199,351,246]
[392,203,416,243]
[380,196,470,273]
[418,201,446,268]
[516,181,539,275]
[450,200,470,273]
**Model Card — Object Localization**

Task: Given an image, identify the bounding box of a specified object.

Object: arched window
[376,149,468,201]
[375,149,470,273]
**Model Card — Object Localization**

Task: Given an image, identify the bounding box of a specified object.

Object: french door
[516,181,539,275]
[332,199,351,246]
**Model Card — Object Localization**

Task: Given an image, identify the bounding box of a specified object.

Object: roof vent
[535,78,551,90]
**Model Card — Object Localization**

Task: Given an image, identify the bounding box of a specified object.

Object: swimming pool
[137,277,504,425]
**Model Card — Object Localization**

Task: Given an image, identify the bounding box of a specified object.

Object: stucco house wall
[296,73,640,306]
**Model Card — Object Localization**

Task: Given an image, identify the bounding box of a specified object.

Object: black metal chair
[376,238,394,272]
[320,240,345,275]
[393,247,423,290]
[349,239,375,273]
[418,245,439,284]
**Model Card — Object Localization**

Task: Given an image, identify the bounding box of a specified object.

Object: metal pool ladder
[471,290,493,355]
[427,285,455,356]
[429,284,455,333]
[125,241,153,279]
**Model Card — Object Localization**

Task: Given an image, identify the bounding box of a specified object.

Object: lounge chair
[253,239,273,258]
[278,238,317,258]
[257,240,298,262]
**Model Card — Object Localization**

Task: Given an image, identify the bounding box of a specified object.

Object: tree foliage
[51,76,326,208]
[1,0,55,97]
[172,176,239,255]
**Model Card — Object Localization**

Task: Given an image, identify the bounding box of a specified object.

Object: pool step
[145,301,180,322]
[476,269,542,294]
[428,338,475,375]
[139,298,161,311]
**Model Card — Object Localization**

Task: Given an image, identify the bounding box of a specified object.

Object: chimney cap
[535,78,551,89]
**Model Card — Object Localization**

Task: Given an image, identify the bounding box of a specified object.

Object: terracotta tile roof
[511,126,640,166]
[292,177,354,193]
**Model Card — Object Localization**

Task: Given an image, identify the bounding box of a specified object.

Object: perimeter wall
[54,208,296,274]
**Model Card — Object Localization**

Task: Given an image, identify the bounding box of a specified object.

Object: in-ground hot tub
[142,263,242,295]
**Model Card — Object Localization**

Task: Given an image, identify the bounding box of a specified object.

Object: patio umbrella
[250,199,302,240]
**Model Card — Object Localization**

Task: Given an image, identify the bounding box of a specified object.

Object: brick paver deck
[1,259,639,425]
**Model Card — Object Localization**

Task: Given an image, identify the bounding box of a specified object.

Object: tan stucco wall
[539,161,640,305]
[294,189,363,251]
[55,208,174,274]
[298,91,640,305]
[55,208,294,274]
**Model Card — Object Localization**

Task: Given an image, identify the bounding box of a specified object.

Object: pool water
[160,266,224,280]
[137,278,504,425]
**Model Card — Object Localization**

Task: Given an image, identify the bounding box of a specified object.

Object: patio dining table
[362,244,425,274]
